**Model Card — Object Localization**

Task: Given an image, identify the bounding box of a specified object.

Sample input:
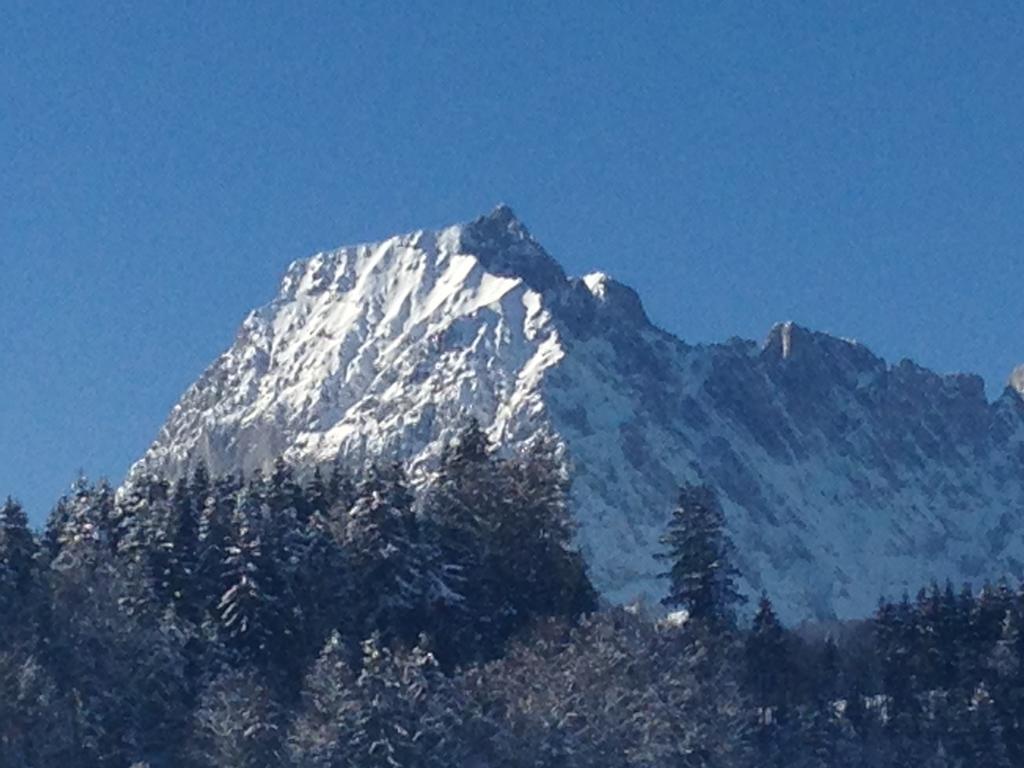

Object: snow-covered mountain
[131,206,1024,621]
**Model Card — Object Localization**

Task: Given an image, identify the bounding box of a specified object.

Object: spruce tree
[345,463,426,645]
[340,634,466,768]
[287,629,358,765]
[745,592,791,714]
[50,475,110,575]
[216,489,280,667]
[424,419,503,661]
[655,482,744,626]
[196,474,238,634]
[499,434,597,626]
[0,497,40,646]
[167,474,202,623]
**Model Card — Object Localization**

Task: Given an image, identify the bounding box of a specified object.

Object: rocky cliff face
[131,206,1024,620]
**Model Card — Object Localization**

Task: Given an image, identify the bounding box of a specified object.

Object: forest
[0,421,1021,767]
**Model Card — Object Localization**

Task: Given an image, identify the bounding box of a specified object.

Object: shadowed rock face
[131,206,1024,621]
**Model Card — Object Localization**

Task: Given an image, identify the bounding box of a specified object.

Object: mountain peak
[133,212,1024,623]
[582,271,650,326]
[459,205,567,293]
[485,202,520,225]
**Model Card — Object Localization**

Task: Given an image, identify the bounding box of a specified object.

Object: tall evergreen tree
[498,434,597,625]
[49,476,112,576]
[196,474,239,629]
[656,482,745,626]
[216,490,282,667]
[0,497,40,646]
[340,634,467,768]
[743,593,796,765]
[424,419,505,661]
[745,593,791,714]
[345,463,426,646]
[116,475,178,616]
[287,630,357,765]
[167,473,202,622]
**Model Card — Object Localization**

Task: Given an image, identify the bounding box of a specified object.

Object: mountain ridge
[131,206,1024,621]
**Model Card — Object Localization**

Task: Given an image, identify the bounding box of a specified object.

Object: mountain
[130,205,1024,621]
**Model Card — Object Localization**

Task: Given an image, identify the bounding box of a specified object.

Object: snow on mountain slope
[131,205,1024,621]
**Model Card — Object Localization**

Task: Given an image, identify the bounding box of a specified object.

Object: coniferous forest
[1,422,1023,767]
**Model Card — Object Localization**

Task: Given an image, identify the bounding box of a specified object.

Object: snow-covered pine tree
[286,629,358,765]
[300,493,352,659]
[49,475,115,575]
[115,474,180,616]
[0,651,74,766]
[166,472,203,623]
[345,463,427,646]
[339,634,466,768]
[258,459,316,678]
[216,489,281,667]
[424,419,506,661]
[196,474,238,634]
[655,482,745,627]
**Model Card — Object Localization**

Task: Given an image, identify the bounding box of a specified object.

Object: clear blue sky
[3,1,1023,522]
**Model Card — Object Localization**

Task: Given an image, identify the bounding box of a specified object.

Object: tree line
[0,421,1021,766]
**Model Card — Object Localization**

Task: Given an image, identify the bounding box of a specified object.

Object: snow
[130,205,1024,622]
[1010,365,1024,397]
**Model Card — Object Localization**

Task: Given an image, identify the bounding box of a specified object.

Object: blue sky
[3,1,1023,521]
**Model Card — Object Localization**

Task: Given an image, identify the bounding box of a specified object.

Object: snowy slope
[131,206,1024,621]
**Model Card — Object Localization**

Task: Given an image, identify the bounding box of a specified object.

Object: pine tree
[498,434,597,626]
[876,594,920,718]
[743,593,796,764]
[0,497,40,647]
[655,482,745,626]
[304,466,331,522]
[50,475,111,576]
[745,593,791,714]
[286,630,359,766]
[167,473,202,623]
[267,457,304,523]
[116,475,179,616]
[0,651,74,767]
[345,463,426,645]
[424,419,504,661]
[192,478,233,646]
[300,496,351,659]
[216,490,280,667]
[339,634,467,768]
[819,634,841,704]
